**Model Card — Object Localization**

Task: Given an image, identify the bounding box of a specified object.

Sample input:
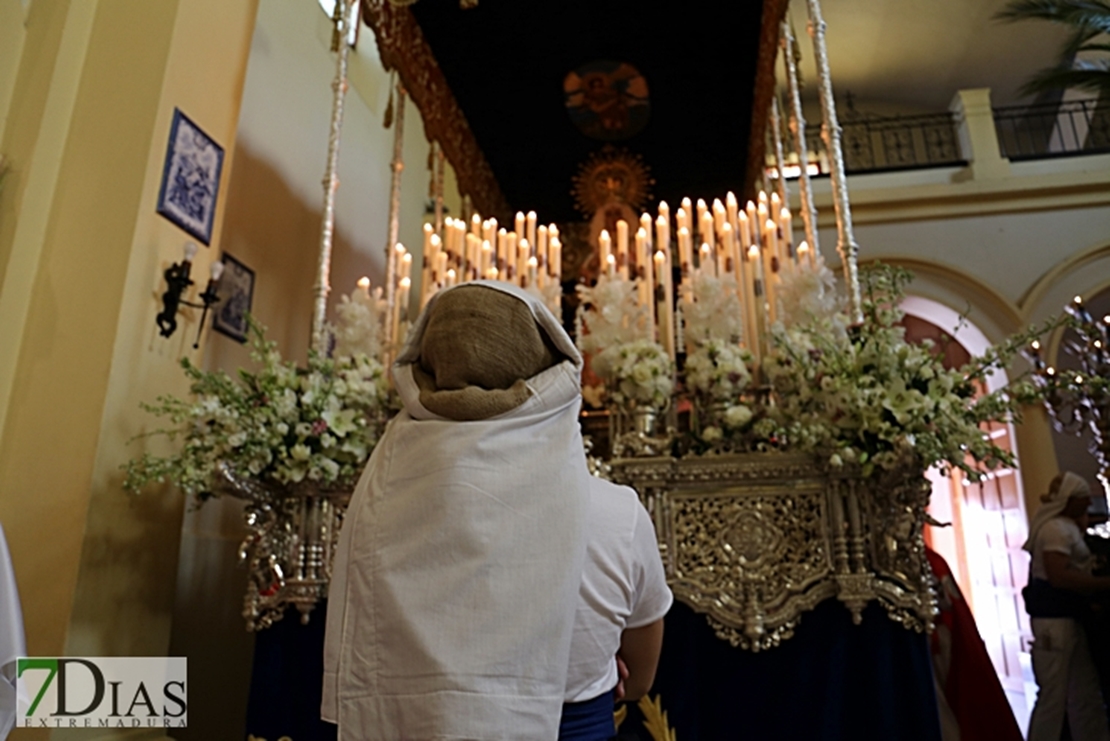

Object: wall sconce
[156,241,224,349]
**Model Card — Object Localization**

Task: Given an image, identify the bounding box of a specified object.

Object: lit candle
[616,220,629,280]
[465,234,479,280]
[655,250,676,361]
[446,268,457,288]
[636,227,652,320]
[357,276,371,299]
[746,244,764,367]
[606,253,616,278]
[400,251,413,281]
[726,192,739,233]
[721,222,735,275]
[738,211,752,249]
[658,200,670,230]
[514,211,525,239]
[514,235,527,287]
[780,207,794,263]
[713,198,726,237]
[549,237,562,283]
[392,243,406,290]
[526,211,537,252]
[655,215,670,263]
[423,222,434,255]
[640,229,655,338]
[599,229,612,274]
[480,240,492,278]
[700,211,715,252]
[746,201,759,247]
[497,228,509,274]
[434,250,447,286]
[696,199,707,234]
[471,213,482,239]
[676,207,689,234]
[527,256,538,288]
[762,220,778,324]
[678,227,693,285]
[699,242,712,277]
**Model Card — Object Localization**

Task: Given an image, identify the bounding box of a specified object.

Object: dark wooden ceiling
[377,0,780,222]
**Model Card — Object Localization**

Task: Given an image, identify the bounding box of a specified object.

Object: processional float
[158,0,1056,736]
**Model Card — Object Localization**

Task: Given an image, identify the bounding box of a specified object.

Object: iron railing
[771,99,1109,179]
[795,112,965,175]
[994,99,1110,160]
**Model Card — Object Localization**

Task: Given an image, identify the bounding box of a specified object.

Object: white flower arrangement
[685,339,753,402]
[591,339,675,411]
[762,264,1047,478]
[125,300,390,501]
[575,273,651,354]
[683,273,745,345]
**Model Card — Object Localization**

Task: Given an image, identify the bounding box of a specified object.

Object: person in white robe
[1024,471,1110,741]
[323,281,592,741]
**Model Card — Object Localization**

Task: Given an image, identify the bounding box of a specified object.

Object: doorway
[901,298,1033,734]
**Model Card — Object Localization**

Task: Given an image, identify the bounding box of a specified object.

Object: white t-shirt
[564,478,673,703]
[1031,516,1093,581]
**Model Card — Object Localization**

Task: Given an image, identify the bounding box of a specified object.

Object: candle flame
[357,276,370,289]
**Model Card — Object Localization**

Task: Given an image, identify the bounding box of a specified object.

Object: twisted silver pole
[781,19,820,260]
[384,81,407,351]
[433,140,445,235]
[805,0,862,322]
[769,95,789,213]
[312,0,355,354]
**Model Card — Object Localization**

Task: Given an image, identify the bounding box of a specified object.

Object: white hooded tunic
[322,281,591,740]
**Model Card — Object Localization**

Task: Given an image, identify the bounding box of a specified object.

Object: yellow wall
[0,2,258,740]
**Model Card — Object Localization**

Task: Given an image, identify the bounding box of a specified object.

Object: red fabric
[926,548,1023,741]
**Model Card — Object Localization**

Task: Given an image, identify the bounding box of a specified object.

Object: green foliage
[763,263,1059,479]
[996,0,1110,97]
[122,319,389,501]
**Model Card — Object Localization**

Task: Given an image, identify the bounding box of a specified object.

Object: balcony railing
[771,97,1109,179]
[771,112,967,178]
[994,99,1110,160]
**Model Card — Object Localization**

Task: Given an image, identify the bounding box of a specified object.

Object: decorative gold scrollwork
[609,453,936,650]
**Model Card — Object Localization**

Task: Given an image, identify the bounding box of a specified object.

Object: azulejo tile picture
[156,108,225,245]
[213,253,255,343]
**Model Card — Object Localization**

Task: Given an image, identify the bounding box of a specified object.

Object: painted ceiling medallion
[571,145,654,217]
[564,60,650,141]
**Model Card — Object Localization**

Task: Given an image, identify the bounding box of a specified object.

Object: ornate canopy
[361,0,789,221]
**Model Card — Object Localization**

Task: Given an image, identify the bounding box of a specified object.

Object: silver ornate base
[608,453,936,651]
[215,464,351,631]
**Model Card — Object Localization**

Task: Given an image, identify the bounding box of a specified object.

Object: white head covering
[323,281,591,741]
[1022,471,1091,553]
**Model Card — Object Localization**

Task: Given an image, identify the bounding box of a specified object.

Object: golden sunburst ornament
[571,146,655,217]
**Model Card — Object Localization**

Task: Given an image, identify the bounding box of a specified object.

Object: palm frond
[996,0,1110,31]
[1019,65,1110,97]
[997,0,1110,97]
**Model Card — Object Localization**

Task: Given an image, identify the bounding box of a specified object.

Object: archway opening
[900,296,1033,734]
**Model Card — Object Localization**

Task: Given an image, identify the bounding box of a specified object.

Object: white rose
[723,404,753,429]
